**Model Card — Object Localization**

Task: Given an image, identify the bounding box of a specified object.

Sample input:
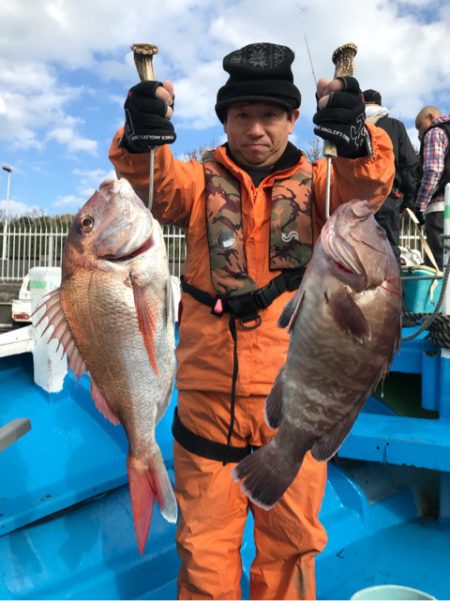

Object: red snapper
[36,178,177,553]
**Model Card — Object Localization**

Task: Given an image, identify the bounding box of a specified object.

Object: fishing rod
[304,33,317,87]
[303,30,358,219]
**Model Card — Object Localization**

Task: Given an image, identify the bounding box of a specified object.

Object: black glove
[313,76,369,158]
[120,81,176,153]
[414,207,425,226]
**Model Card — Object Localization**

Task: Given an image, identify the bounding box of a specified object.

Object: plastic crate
[402,266,442,313]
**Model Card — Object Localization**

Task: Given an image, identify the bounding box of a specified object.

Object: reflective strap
[172,408,258,463]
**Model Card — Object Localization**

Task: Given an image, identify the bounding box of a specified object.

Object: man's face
[223,102,299,168]
[417,116,434,141]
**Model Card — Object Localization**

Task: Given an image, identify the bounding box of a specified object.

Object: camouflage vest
[203,152,313,297]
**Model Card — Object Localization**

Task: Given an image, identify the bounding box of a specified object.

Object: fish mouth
[324,228,364,275]
[323,226,368,288]
[104,233,154,262]
[334,260,355,274]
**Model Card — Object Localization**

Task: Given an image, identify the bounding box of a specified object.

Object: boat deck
[317,515,450,599]
[1,327,449,599]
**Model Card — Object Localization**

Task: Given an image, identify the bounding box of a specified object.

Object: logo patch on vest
[270,174,313,270]
[281,231,300,242]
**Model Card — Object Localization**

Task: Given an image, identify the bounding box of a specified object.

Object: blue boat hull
[1,327,449,600]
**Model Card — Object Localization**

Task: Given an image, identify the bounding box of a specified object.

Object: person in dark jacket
[363,89,419,264]
[415,106,450,270]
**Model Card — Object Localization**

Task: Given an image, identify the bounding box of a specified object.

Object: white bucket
[351,584,436,600]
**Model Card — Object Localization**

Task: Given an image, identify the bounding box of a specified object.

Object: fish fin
[156,382,175,423]
[232,439,306,509]
[33,289,66,340]
[278,289,304,332]
[265,368,284,428]
[157,459,178,524]
[127,455,155,555]
[311,396,368,461]
[327,287,371,344]
[67,345,87,380]
[31,288,61,323]
[132,282,159,375]
[127,451,177,554]
[33,288,87,378]
[90,378,120,425]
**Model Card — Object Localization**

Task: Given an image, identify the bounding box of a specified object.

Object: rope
[428,314,450,348]
[400,257,450,345]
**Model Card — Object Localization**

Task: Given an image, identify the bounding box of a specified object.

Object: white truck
[11,273,32,324]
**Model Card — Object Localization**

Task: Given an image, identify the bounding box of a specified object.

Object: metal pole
[48,235,54,268]
[443,182,450,316]
[325,158,332,220]
[1,164,13,262]
[440,182,450,521]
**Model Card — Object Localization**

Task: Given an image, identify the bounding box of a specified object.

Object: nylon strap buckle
[254,277,285,309]
[225,294,261,328]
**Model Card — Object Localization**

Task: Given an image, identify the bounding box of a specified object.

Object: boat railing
[0,216,186,283]
[0,207,430,285]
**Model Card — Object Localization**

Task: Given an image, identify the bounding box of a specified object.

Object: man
[109,43,394,600]
[363,89,419,264]
[415,106,450,270]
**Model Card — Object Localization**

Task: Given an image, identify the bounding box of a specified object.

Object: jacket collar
[213,142,304,185]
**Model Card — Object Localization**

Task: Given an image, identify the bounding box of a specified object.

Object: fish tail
[127,451,178,554]
[232,439,305,510]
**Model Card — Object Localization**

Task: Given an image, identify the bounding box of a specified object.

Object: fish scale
[62,275,160,443]
[37,178,177,554]
[233,200,401,510]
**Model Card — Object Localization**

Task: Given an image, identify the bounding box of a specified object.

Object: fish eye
[79,215,94,233]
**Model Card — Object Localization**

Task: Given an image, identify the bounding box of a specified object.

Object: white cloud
[0,0,449,215]
[0,199,43,218]
[72,167,117,195]
[47,123,98,155]
[192,0,450,125]
[1,0,449,141]
[53,167,117,211]
[53,194,84,210]
[0,60,88,152]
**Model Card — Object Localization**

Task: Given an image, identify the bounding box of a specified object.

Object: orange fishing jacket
[109,123,394,396]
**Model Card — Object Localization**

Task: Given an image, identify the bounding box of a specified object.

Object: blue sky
[0,0,449,216]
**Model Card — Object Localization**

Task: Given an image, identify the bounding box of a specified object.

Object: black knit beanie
[215,43,301,123]
[363,89,382,105]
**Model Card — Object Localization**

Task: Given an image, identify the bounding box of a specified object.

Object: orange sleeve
[311,122,395,239]
[108,128,204,227]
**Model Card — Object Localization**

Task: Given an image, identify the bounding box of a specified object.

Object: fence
[0,217,186,283]
[399,211,424,264]
[0,211,425,284]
